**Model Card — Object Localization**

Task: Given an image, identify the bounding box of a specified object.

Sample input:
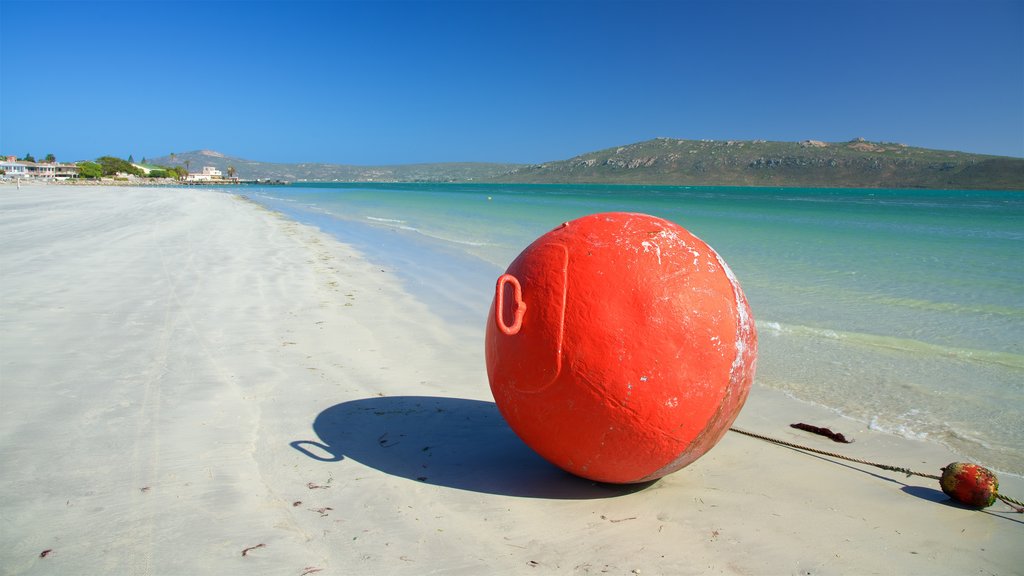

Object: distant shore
[2,177,286,187]
[139,138,1024,190]
[2,177,180,187]
[1,184,1020,574]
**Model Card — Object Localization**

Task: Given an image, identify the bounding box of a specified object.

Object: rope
[729,427,1024,512]
[730,426,942,479]
[997,493,1024,511]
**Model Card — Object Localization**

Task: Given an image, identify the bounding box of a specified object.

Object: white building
[1,156,78,179]
[0,157,28,178]
[185,166,224,182]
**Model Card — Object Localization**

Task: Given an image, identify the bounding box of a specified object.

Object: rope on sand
[996,492,1024,510]
[729,427,1023,512]
[730,427,941,479]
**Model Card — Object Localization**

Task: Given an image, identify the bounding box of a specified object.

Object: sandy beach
[1,184,1020,575]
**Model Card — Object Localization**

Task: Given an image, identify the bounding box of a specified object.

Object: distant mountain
[145,150,520,183]
[148,139,1024,190]
[489,138,1024,190]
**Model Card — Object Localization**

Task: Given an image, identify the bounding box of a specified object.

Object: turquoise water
[246,183,1024,475]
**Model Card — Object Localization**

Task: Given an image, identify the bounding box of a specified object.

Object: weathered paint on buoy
[485,212,757,484]
[940,462,999,508]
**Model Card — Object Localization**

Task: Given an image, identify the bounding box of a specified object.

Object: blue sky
[2,0,1022,164]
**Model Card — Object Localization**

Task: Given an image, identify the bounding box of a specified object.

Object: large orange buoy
[485,212,757,484]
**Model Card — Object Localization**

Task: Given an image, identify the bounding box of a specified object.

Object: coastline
[1,184,1020,574]
[25,177,184,186]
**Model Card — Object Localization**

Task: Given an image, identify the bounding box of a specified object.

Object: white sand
[1,184,1021,575]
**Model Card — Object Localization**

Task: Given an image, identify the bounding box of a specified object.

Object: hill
[489,138,1024,190]
[149,140,1024,190]
[145,150,520,183]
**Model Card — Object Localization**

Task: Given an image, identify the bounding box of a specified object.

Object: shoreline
[4,178,284,188]
[1,184,1020,574]
[12,176,1024,193]
[246,183,1024,478]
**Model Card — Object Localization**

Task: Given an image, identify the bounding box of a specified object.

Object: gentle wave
[758,320,1024,370]
[751,277,1024,318]
[867,416,930,441]
[414,229,494,248]
[867,416,1021,477]
[867,294,1024,317]
[360,215,494,248]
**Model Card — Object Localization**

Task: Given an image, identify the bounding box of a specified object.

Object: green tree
[128,154,135,163]
[77,162,103,179]
[45,153,56,163]
[22,153,35,162]
[227,165,237,178]
[148,169,168,178]
[97,156,143,177]
[184,159,191,173]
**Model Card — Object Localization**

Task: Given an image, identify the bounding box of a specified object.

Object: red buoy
[486,212,757,483]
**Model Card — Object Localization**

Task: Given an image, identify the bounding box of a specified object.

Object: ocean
[244,183,1023,476]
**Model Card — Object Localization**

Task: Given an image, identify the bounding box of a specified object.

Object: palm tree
[184,159,191,174]
[227,165,237,178]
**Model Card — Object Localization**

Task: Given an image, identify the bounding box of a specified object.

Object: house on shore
[0,156,79,179]
[184,166,239,184]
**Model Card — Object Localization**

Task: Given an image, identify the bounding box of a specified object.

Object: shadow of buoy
[291,395,655,499]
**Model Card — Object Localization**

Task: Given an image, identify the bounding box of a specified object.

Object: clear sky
[2,0,1022,164]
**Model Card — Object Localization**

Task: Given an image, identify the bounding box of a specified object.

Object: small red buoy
[940,462,999,508]
[485,212,757,483]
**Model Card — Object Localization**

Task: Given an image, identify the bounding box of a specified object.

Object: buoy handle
[495,273,527,335]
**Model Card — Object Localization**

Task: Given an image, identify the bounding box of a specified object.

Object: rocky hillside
[149,140,1024,190]
[490,138,1024,190]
